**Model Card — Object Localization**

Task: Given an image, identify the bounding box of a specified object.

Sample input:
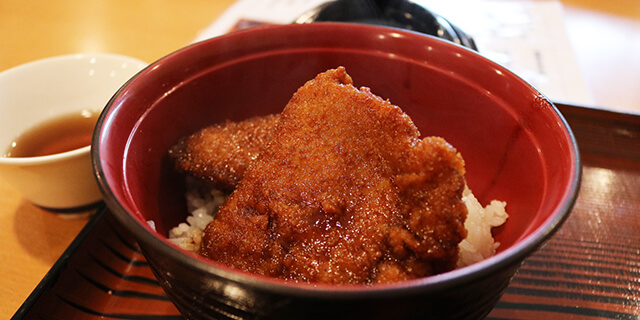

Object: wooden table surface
[1,0,638,318]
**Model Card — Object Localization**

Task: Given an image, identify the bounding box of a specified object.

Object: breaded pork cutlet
[168,114,279,191]
[199,67,468,284]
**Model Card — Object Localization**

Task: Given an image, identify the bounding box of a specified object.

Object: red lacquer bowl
[93,23,580,320]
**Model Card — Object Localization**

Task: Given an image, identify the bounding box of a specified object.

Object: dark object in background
[295,0,478,50]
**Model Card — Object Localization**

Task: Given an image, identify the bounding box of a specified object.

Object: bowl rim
[93,22,581,299]
[0,52,145,75]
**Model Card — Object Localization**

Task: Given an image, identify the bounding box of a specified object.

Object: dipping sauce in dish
[4,110,99,158]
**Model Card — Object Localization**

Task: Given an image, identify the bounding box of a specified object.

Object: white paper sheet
[194,0,593,106]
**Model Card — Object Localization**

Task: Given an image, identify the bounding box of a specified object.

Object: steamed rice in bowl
[167,177,228,252]
[167,179,508,270]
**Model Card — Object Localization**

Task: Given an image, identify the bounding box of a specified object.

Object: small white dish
[0,53,146,215]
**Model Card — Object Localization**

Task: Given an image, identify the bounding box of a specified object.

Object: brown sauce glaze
[197,67,468,284]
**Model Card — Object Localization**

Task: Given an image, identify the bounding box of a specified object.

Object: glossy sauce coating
[199,67,468,284]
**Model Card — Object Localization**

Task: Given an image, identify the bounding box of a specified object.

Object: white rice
[457,186,508,267]
[166,179,508,268]
[166,178,228,252]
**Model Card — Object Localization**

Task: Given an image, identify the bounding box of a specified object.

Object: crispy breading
[169,114,279,191]
[199,67,468,284]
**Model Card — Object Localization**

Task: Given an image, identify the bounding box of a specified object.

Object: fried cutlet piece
[168,114,279,191]
[200,67,468,284]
